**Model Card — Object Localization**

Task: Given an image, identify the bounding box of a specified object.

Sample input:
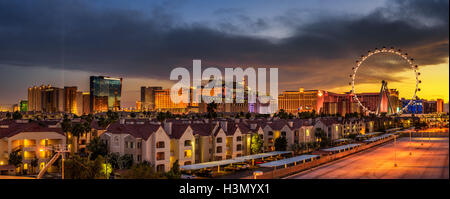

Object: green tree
[290,143,301,154]
[86,136,108,160]
[30,157,39,174]
[245,112,251,119]
[97,117,110,129]
[12,111,22,120]
[314,128,329,147]
[5,111,11,119]
[107,110,119,122]
[206,102,218,119]
[156,112,166,122]
[251,133,264,154]
[106,152,120,169]
[64,155,105,179]
[122,163,159,179]
[8,149,22,168]
[118,154,134,169]
[71,123,85,151]
[274,109,289,119]
[166,160,181,179]
[274,136,287,151]
[61,115,72,141]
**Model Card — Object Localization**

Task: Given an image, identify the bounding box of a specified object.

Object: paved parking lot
[287,137,449,179]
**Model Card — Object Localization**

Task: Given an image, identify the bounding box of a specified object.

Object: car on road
[234,163,250,170]
[181,174,197,179]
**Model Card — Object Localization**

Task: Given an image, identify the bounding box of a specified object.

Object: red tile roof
[168,123,190,139]
[190,123,215,136]
[106,121,161,140]
[0,121,64,139]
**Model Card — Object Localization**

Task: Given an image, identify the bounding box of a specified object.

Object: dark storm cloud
[0,0,448,91]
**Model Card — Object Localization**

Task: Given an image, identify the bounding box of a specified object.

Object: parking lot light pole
[394,135,397,167]
[409,130,412,156]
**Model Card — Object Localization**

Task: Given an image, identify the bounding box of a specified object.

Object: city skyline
[0,0,448,107]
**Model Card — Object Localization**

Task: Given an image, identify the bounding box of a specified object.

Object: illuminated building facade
[141,86,162,111]
[352,89,400,114]
[76,91,83,116]
[64,86,77,114]
[19,100,28,112]
[197,80,249,113]
[402,98,423,114]
[154,89,190,113]
[322,92,360,116]
[89,76,122,113]
[82,92,90,115]
[41,87,64,113]
[437,99,444,113]
[278,88,325,114]
[388,89,401,112]
[423,100,438,113]
[28,85,51,112]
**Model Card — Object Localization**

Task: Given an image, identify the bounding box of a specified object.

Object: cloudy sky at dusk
[0,0,448,108]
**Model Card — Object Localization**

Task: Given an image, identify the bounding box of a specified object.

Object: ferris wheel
[350,47,421,116]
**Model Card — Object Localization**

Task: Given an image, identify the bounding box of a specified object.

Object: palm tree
[206,102,218,119]
[87,136,107,160]
[30,157,39,174]
[290,143,300,155]
[71,123,85,152]
[8,149,22,174]
[97,117,110,129]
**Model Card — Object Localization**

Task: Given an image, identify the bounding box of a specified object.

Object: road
[287,137,449,179]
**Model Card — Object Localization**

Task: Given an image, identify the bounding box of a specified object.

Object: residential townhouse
[314,118,343,141]
[0,120,66,173]
[101,119,171,172]
[343,118,366,135]
[289,119,315,146]
[165,122,196,166]
[262,119,294,151]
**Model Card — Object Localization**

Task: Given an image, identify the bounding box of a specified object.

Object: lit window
[184,150,192,158]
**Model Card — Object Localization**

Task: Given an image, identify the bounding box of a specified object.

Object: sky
[0,0,448,108]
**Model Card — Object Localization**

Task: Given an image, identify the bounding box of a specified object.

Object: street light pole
[62,153,64,180]
[394,135,397,167]
[421,130,423,146]
[409,130,412,156]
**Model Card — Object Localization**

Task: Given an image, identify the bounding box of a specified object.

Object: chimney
[119,118,125,124]
[288,121,293,128]
[220,121,228,132]
[164,121,172,135]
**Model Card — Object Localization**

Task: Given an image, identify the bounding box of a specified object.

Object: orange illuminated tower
[114,89,119,112]
[376,80,394,115]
